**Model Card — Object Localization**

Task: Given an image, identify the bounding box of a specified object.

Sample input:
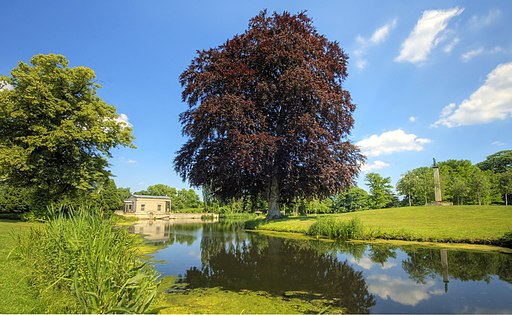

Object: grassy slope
[256,205,512,244]
[0,220,44,314]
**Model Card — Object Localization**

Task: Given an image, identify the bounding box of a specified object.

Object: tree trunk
[505,193,508,206]
[267,176,282,220]
[408,191,412,207]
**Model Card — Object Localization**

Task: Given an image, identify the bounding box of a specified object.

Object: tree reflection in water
[401,247,512,286]
[179,224,375,314]
[140,222,512,313]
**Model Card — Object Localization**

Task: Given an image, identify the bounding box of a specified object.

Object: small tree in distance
[175,11,364,219]
[365,172,393,209]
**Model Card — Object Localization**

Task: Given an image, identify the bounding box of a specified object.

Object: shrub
[498,231,512,248]
[15,206,159,313]
[244,218,266,230]
[307,217,364,241]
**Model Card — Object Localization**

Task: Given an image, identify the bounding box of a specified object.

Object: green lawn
[254,205,512,244]
[0,220,44,314]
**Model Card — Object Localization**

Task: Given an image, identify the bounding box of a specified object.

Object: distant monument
[433,158,443,205]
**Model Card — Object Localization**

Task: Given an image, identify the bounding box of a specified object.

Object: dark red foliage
[175,11,364,213]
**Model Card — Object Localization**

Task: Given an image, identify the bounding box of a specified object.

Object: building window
[128,204,132,210]
[141,204,145,211]
[157,204,162,212]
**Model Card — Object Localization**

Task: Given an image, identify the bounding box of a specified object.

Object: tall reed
[15,206,159,313]
[307,217,364,241]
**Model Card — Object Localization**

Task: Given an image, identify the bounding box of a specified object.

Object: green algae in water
[155,276,345,314]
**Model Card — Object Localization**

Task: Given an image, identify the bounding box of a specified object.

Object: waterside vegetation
[246,205,512,249]
[7,208,159,313]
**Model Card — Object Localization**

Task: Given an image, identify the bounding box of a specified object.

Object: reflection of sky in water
[138,224,512,313]
[339,248,512,314]
[150,228,203,277]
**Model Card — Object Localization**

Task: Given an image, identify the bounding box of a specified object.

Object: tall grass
[14,206,159,313]
[307,217,364,241]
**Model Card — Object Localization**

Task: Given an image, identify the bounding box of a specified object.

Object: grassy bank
[247,205,512,246]
[0,220,44,313]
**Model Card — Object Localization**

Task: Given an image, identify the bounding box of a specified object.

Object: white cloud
[443,37,460,53]
[348,256,397,270]
[491,46,505,54]
[461,47,484,62]
[434,62,512,127]
[115,113,133,128]
[369,19,398,45]
[361,160,390,172]
[354,19,397,70]
[120,157,137,164]
[395,7,464,64]
[409,116,417,122]
[367,274,444,306]
[469,9,501,28]
[491,141,506,146]
[357,129,431,157]
[349,257,374,269]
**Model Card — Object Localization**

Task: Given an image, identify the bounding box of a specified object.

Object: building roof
[128,194,171,200]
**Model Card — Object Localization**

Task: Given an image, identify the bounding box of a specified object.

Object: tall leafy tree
[396,167,433,205]
[0,54,134,208]
[499,170,512,205]
[438,160,475,204]
[450,177,469,205]
[96,178,123,212]
[331,186,369,212]
[364,173,393,209]
[175,11,363,219]
[117,187,131,202]
[469,169,492,205]
[477,150,512,173]
[144,184,177,197]
[396,171,418,206]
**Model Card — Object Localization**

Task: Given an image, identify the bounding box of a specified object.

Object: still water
[131,220,512,313]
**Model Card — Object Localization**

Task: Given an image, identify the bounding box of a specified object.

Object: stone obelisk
[433,158,442,205]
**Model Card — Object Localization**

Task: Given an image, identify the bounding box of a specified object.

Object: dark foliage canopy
[175,11,363,210]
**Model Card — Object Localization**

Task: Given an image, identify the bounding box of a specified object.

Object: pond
[131,220,512,314]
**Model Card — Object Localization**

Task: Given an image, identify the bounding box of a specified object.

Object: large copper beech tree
[175,11,364,219]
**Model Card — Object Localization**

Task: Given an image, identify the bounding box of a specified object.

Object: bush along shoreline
[13,207,160,313]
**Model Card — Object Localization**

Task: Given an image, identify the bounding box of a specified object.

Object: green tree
[178,188,202,209]
[331,187,369,212]
[0,54,134,210]
[96,178,122,212]
[477,150,512,173]
[364,173,393,209]
[469,169,492,205]
[499,170,512,206]
[144,184,177,198]
[438,160,475,204]
[408,167,434,205]
[450,176,469,205]
[0,182,32,213]
[117,187,131,202]
[396,171,418,206]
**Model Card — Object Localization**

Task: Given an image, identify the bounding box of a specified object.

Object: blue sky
[1,0,511,193]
